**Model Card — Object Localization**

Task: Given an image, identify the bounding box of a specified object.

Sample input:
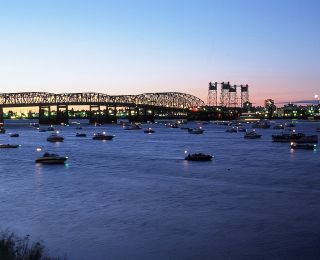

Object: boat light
[56,131,59,134]
[102,131,106,135]
[290,142,294,145]
[184,150,188,154]
[36,147,42,152]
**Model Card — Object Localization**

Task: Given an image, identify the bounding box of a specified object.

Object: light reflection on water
[0,120,320,260]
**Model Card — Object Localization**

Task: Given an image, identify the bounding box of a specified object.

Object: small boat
[76,133,87,137]
[237,127,247,132]
[144,128,155,133]
[188,127,204,134]
[185,153,213,161]
[10,133,19,137]
[226,127,237,133]
[47,126,55,131]
[273,124,285,129]
[30,123,40,128]
[0,144,20,148]
[76,126,83,130]
[93,132,114,140]
[244,131,262,139]
[180,126,191,130]
[316,128,320,132]
[0,127,6,134]
[165,122,180,128]
[47,133,64,142]
[39,128,47,132]
[290,143,316,150]
[124,123,142,130]
[35,153,68,164]
[252,120,271,129]
[272,132,318,143]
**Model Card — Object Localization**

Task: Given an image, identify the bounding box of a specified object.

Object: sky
[0,0,319,105]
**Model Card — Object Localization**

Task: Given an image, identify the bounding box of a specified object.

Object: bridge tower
[240,84,249,107]
[207,82,218,106]
[229,85,237,107]
[0,106,3,125]
[220,82,230,107]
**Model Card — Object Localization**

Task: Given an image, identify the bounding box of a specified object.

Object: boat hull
[93,136,114,140]
[35,157,67,164]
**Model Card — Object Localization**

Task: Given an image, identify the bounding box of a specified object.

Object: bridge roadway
[0,92,205,124]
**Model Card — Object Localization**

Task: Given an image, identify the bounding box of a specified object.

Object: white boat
[35,153,68,164]
[47,133,64,142]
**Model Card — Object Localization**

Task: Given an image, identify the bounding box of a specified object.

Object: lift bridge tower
[207,82,218,106]
[220,82,230,107]
[240,84,249,107]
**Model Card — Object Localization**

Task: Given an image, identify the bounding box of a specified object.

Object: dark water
[1,120,320,259]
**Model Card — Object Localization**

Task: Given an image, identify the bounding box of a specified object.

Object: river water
[0,120,320,259]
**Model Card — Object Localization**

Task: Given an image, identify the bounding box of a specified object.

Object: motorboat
[0,127,5,134]
[47,126,55,131]
[226,127,237,133]
[0,144,20,148]
[272,131,318,143]
[252,120,271,129]
[39,128,47,132]
[244,131,262,139]
[273,124,285,129]
[237,127,247,132]
[76,126,82,130]
[144,128,155,133]
[316,128,320,132]
[35,153,68,164]
[47,133,64,142]
[10,133,19,137]
[185,153,213,161]
[30,123,40,128]
[123,124,142,130]
[188,127,204,134]
[290,142,316,150]
[92,132,114,140]
[165,122,180,128]
[76,133,87,137]
[180,126,191,130]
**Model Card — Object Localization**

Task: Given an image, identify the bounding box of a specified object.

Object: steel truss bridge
[0,92,204,108]
[0,92,205,124]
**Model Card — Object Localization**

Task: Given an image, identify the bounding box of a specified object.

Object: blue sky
[0,0,319,104]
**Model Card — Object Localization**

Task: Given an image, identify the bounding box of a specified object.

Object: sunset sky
[0,0,319,105]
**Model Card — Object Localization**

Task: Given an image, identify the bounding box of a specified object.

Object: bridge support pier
[89,105,101,124]
[0,106,4,126]
[103,107,117,124]
[128,107,154,123]
[39,105,52,125]
[56,104,69,125]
